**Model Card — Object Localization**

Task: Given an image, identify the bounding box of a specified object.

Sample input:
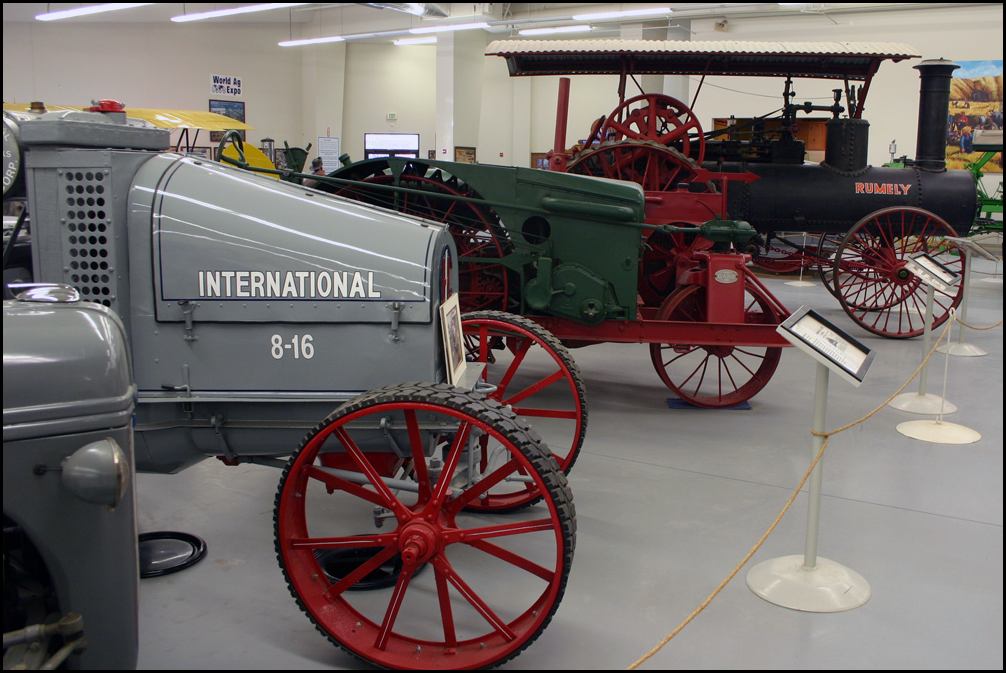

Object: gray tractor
[3,106,581,669]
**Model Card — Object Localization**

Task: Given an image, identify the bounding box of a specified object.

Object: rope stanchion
[628,318,956,670]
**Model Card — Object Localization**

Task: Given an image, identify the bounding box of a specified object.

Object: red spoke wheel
[275,383,575,670]
[600,93,706,162]
[461,312,587,512]
[815,233,845,298]
[832,207,964,338]
[329,160,512,313]
[568,140,700,192]
[637,226,714,308]
[648,282,783,408]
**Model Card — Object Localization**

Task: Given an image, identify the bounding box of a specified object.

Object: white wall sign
[211,74,242,97]
[317,136,342,172]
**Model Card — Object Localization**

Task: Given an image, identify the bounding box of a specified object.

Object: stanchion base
[784,280,817,288]
[936,342,987,357]
[896,419,982,444]
[746,555,871,612]
[888,392,958,415]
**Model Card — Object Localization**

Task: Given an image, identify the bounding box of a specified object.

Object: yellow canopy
[3,103,252,131]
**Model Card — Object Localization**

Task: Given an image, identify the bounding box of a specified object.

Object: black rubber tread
[461,309,589,477]
[273,381,576,671]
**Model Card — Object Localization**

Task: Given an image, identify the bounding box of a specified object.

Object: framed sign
[778,306,875,387]
[364,132,419,160]
[905,252,960,294]
[439,293,467,385]
[454,146,476,164]
[208,99,246,143]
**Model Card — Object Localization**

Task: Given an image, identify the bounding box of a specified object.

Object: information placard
[904,252,960,294]
[778,306,875,386]
[317,136,342,172]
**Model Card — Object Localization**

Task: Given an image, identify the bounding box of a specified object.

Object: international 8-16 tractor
[3,107,581,669]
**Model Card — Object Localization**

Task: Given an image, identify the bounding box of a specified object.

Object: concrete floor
[136,263,1003,670]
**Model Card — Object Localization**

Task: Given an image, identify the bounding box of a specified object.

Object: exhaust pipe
[913,59,959,172]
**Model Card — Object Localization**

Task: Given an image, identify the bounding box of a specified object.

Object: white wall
[2,21,303,148]
[341,42,437,162]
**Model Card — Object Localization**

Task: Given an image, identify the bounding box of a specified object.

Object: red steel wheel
[330,161,511,313]
[600,93,706,162]
[648,282,783,408]
[832,207,964,338]
[275,383,575,670]
[461,312,587,512]
[568,140,700,192]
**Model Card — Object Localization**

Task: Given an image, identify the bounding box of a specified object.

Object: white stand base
[747,555,871,612]
[888,392,958,415]
[936,341,987,357]
[785,280,817,288]
[896,419,982,444]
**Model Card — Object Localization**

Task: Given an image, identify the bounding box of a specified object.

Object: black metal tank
[720,162,977,236]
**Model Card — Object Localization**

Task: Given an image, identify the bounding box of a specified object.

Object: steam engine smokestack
[913,59,959,171]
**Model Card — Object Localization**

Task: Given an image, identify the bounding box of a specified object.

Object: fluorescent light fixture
[173,3,308,23]
[394,36,438,45]
[571,7,672,21]
[35,3,154,21]
[408,21,489,34]
[519,25,593,36]
[278,35,346,47]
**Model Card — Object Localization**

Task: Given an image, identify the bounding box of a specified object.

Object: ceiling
[2,3,994,37]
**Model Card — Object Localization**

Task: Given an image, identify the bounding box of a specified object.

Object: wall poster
[209,99,246,143]
[946,60,1002,172]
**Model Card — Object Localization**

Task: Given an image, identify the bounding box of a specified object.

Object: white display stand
[889,254,960,415]
[747,307,873,612]
[784,232,817,288]
[937,237,998,357]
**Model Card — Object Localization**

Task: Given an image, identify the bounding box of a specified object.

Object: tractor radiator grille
[61,170,114,307]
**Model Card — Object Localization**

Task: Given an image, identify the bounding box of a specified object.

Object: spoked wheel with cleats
[275,383,575,670]
[461,312,587,512]
[567,140,701,192]
[649,282,784,408]
[599,93,706,162]
[328,160,512,313]
[832,207,964,338]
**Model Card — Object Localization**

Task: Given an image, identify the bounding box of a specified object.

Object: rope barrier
[628,317,957,670]
[955,317,1003,331]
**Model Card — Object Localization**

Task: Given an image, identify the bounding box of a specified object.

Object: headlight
[61,438,129,508]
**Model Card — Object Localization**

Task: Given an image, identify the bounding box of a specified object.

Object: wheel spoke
[289,532,397,550]
[466,539,555,582]
[511,407,578,420]
[404,410,431,503]
[430,422,472,509]
[432,556,457,649]
[496,339,532,396]
[330,545,400,597]
[337,427,408,518]
[503,370,565,406]
[374,565,417,650]
[446,458,520,515]
[443,563,517,642]
[453,518,556,543]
